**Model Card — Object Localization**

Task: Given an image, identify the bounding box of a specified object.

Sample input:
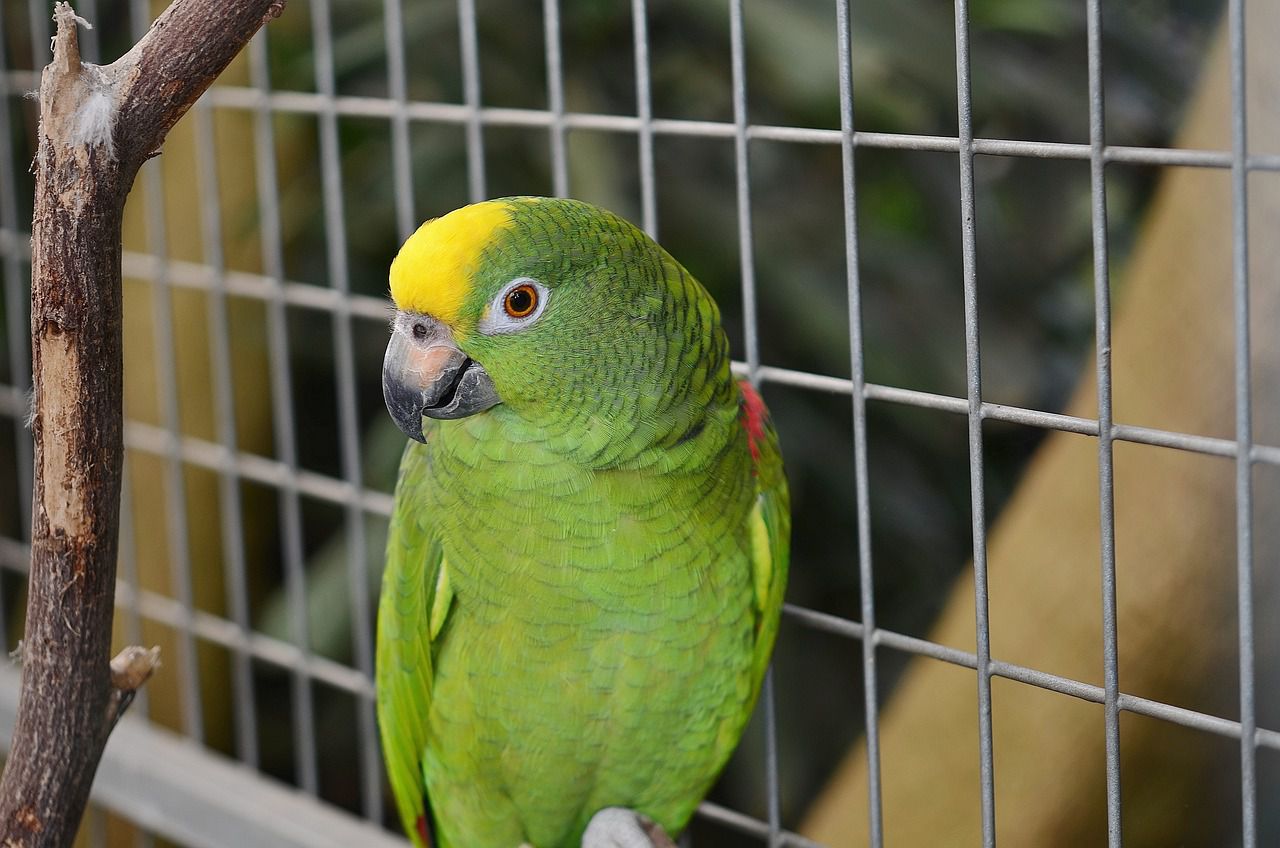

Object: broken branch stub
[0,2,284,845]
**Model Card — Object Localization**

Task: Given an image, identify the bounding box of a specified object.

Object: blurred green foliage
[0,0,1224,842]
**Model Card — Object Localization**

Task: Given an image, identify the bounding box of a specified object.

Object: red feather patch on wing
[416,815,432,847]
[738,381,768,467]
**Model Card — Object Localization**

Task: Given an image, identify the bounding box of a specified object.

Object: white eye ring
[479,277,550,335]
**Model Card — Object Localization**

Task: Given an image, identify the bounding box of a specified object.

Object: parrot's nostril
[413,322,428,339]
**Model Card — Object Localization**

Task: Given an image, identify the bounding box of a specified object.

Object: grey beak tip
[383,369,428,443]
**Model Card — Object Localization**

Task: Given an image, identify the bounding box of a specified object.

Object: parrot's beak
[382,311,501,442]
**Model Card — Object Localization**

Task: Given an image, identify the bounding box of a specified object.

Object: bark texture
[0,2,284,845]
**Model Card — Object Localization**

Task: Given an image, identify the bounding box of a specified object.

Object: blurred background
[1,0,1274,845]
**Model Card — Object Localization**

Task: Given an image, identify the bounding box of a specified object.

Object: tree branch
[0,2,284,844]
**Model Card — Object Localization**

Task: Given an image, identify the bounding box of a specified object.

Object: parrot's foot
[581,808,676,848]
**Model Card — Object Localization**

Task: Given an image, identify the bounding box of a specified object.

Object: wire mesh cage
[0,0,1277,846]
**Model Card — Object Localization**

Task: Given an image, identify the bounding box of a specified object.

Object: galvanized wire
[950,3,996,844]
[631,0,657,238]
[384,0,416,243]
[247,25,322,798]
[310,0,383,816]
[192,95,260,768]
[129,0,203,745]
[1228,0,1257,844]
[729,5,783,844]
[458,0,486,202]
[835,0,883,842]
[542,0,569,199]
[1084,1,1123,844]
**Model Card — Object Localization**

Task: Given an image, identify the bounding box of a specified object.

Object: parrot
[376,196,789,848]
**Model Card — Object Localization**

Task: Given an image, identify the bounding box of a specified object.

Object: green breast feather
[376,197,789,848]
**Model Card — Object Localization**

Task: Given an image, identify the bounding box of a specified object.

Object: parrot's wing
[741,382,791,691]
[377,443,453,848]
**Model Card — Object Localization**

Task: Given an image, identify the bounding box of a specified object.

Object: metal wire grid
[0,0,1271,846]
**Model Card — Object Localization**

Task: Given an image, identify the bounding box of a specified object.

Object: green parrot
[376,196,789,848]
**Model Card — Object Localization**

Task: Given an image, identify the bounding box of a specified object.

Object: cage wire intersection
[0,0,1274,846]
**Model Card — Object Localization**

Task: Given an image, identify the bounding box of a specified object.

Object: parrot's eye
[412,322,428,339]
[479,278,550,335]
[504,284,538,318]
